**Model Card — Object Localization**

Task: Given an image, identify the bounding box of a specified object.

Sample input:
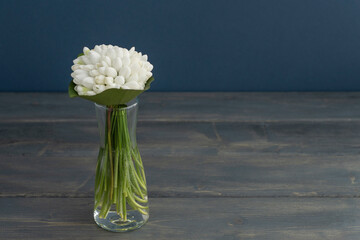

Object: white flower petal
[95,75,105,84]
[98,67,106,75]
[112,57,123,71]
[142,54,148,61]
[101,60,109,67]
[122,56,130,66]
[114,76,125,85]
[105,84,116,89]
[105,67,117,78]
[129,47,135,55]
[106,48,116,59]
[123,49,130,58]
[88,51,101,64]
[83,47,90,55]
[93,84,105,93]
[94,45,102,54]
[73,78,81,85]
[86,91,96,96]
[80,56,91,65]
[128,73,138,83]
[82,77,95,89]
[75,73,89,82]
[89,70,99,77]
[105,77,114,85]
[115,47,123,58]
[119,66,131,79]
[122,81,141,90]
[83,65,95,71]
[74,69,87,75]
[104,56,111,66]
[144,62,153,71]
[71,65,80,71]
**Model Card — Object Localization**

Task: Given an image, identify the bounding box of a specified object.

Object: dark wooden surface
[1,92,360,239]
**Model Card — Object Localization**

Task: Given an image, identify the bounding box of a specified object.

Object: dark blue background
[1,0,360,91]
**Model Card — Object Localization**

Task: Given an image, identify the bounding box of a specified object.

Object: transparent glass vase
[93,99,149,232]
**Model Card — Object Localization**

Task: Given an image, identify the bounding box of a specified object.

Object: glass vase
[93,99,149,232]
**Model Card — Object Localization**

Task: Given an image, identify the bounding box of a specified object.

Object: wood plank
[2,121,360,197]
[2,92,360,122]
[1,197,360,240]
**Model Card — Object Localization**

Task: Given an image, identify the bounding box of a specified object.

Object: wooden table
[1,92,360,239]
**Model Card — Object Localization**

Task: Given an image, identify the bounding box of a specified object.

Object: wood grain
[1,92,360,122]
[2,92,360,239]
[1,121,360,197]
[1,198,360,240]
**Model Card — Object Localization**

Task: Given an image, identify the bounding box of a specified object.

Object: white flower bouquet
[68,44,154,232]
[69,44,154,104]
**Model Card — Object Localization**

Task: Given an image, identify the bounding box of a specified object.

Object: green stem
[95,105,148,220]
[107,107,114,202]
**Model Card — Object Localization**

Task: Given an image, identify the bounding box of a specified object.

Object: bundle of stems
[94,106,148,220]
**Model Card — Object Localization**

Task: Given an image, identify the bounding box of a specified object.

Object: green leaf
[68,81,78,97]
[68,77,154,106]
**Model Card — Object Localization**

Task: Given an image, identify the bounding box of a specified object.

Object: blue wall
[1,0,360,91]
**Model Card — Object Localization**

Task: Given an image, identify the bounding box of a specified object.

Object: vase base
[94,208,149,232]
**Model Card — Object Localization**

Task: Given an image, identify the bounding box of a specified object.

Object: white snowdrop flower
[93,84,105,93]
[71,64,80,71]
[71,44,153,96]
[89,70,99,77]
[113,57,123,71]
[101,60,109,67]
[83,47,90,55]
[95,75,105,85]
[122,81,141,89]
[104,56,112,66]
[98,67,106,75]
[84,65,95,71]
[88,51,101,64]
[80,55,91,65]
[107,48,117,59]
[105,84,116,89]
[94,45,102,54]
[114,76,125,85]
[144,62,153,71]
[75,74,88,82]
[128,73,139,83]
[115,47,123,58]
[74,69,89,77]
[74,85,84,92]
[105,77,114,85]
[106,67,117,78]
[87,90,96,96]
[129,47,135,55]
[82,77,95,89]
[119,66,131,78]
[122,56,130,66]
[73,78,81,85]
[74,69,87,75]
[123,49,130,58]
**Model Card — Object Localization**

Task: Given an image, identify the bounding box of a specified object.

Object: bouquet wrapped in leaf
[69,44,154,232]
